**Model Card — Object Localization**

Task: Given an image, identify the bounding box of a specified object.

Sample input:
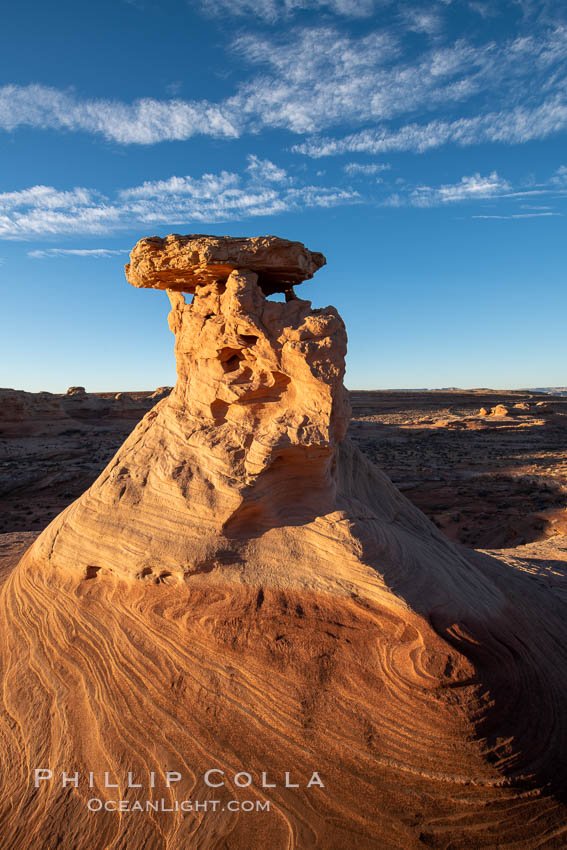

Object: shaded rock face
[0,389,66,423]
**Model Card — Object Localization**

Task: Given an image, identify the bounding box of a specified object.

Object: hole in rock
[220,348,245,373]
[210,399,229,422]
[138,566,153,579]
[155,571,172,584]
[239,334,258,347]
[84,565,101,580]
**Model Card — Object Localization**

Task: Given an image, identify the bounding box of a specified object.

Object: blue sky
[0,0,566,391]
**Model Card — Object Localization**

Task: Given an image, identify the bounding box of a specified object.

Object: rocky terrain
[2,385,566,548]
[1,234,567,849]
[0,385,171,533]
[349,389,567,548]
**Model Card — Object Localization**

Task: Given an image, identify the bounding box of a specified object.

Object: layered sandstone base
[2,236,567,849]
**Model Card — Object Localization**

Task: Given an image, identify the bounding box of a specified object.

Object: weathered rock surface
[3,236,567,849]
[28,258,349,577]
[490,403,511,417]
[125,233,326,295]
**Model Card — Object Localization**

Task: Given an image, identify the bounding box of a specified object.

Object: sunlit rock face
[125,232,326,295]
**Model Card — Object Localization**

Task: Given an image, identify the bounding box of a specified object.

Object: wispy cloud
[4,162,566,238]
[195,0,379,22]
[402,8,443,34]
[27,248,129,259]
[472,212,562,219]
[394,171,511,207]
[3,23,567,149]
[216,24,567,137]
[381,167,567,210]
[294,98,567,156]
[246,154,290,184]
[552,164,567,183]
[0,162,359,240]
[0,185,97,211]
[343,162,390,174]
[0,84,239,144]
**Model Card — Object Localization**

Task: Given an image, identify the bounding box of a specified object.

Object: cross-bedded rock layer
[2,235,567,850]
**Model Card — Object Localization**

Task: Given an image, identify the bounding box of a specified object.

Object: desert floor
[2,388,566,548]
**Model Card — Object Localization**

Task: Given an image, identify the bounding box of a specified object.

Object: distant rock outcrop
[490,403,511,417]
[0,388,67,423]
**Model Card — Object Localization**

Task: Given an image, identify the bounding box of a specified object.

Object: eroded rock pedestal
[29,235,350,580]
[2,235,567,850]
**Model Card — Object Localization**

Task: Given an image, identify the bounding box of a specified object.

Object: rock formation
[27,235,348,580]
[126,233,326,298]
[2,235,567,849]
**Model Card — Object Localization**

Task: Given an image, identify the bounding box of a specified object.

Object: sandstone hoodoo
[26,234,349,579]
[3,235,567,849]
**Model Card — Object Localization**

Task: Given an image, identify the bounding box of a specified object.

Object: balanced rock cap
[125,233,326,295]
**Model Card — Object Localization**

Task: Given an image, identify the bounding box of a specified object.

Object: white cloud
[2,24,567,151]
[552,165,567,184]
[343,162,390,174]
[0,163,360,239]
[403,8,443,34]
[472,212,562,219]
[380,168,567,210]
[238,24,567,139]
[382,171,520,208]
[27,248,129,259]
[0,205,121,240]
[196,0,378,22]
[294,98,567,156]
[246,154,289,184]
[0,185,96,211]
[119,172,240,201]
[407,171,511,206]
[0,84,239,144]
